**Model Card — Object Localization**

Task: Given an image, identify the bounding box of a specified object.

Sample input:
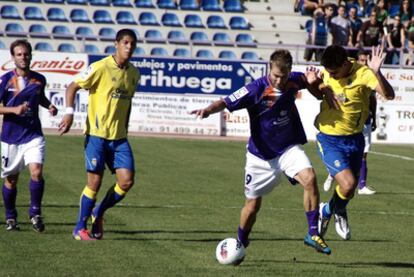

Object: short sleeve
[224,79,264,112]
[74,63,100,90]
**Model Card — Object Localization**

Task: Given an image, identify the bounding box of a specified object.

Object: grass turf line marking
[371,151,414,161]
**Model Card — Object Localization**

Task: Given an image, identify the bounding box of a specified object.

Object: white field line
[371,151,414,161]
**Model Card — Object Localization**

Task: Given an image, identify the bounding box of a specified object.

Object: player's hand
[305,66,320,85]
[371,120,377,131]
[189,109,209,119]
[322,87,340,110]
[48,104,58,116]
[58,114,74,135]
[15,102,29,115]
[368,40,386,73]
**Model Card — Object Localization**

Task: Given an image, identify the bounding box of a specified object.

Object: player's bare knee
[119,179,134,191]
[298,168,317,191]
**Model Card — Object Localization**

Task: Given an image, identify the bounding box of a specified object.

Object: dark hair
[321,45,348,69]
[357,49,368,57]
[115,29,137,43]
[269,49,292,72]
[10,39,32,56]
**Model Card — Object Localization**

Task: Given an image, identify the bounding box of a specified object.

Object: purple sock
[238,226,251,248]
[306,209,319,236]
[2,185,17,220]
[29,179,44,218]
[358,160,367,189]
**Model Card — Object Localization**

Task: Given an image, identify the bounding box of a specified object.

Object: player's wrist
[65,107,74,115]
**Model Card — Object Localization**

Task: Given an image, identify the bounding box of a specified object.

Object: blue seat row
[0,6,249,29]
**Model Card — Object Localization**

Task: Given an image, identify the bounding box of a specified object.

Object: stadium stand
[29,24,50,38]
[35,42,53,51]
[116,11,137,25]
[180,0,199,11]
[58,43,77,53]
[46,7,68,21]
[184,14,204,28]
[70,9,91,23]
[76,26,96,40]
[219,50,237,59]
[5,23,26,37]
[24,6,45,21]
[173,48,191,57]
[196,49,214,58]
[151,47,169,56]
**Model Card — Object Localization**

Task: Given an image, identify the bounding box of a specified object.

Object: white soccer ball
[215,238,246,265]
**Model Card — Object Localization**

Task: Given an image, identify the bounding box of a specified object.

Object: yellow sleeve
[362,68,379,91]
[74,62,102,90]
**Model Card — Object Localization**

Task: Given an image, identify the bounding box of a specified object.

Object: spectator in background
[349,5,363,57]
[399,0,412,29]
[341,0,365,17]
[330,5,353,46]
[357,10,383,48]
[386,15,406,65]
[374,0,388,26]
[304,8,329,62]
[405,16,414,65]
[301,0,325,16]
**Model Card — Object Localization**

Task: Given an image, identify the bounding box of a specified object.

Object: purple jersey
[0,70,45,144]
[224,72,308,160]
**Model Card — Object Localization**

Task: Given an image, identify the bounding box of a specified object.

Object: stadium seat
[93,10,114,24]
[190,31,210,45]
[196,49,214,59]
[139,12,159,26]
[207,15,227,29]
[151,47,169,56]
[157,0,178,9]
[84,44,100,54]
[144,29,164,43]
[201,0,222,11]
[113,0,133,7]
[167,30,187,44]
[35,42,54,52]
[1,5,22,19]
[162,13,182,27]
[229,16,249,30]
[5,23,26,37]
[173,48,191,57]
[180,0,200,10]
[98,27,116,41]
[70,9,91,23]
[133,47,145,56]
[24,6,45,21]
[76,26,96,40]
[58,43,77,53]
[89,0,111,6]
[135,0,155,8]
[235,33,255,47]
[67,0,88,4]
[184,14,204,28]
[22,0,42,2]
[223,0,244,12]
[0,40,6,49]
[52,25,74,39]
[116,11,137,25]
[29,24,50,38]
[104,45,116,54]
[213,32,233,46]
[44,0,64,3]
[47,8,68,21]
[219,50,237,59]
[388,4,400,18]
[241,51,260,60]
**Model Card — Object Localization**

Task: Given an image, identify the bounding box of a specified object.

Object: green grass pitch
[0,135,413,276]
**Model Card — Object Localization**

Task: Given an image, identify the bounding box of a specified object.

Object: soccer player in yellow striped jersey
[59,29,140,240]
[314,44,394,241]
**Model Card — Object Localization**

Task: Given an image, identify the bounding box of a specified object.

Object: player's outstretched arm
[0,102,29,115]
[190,99,226,119]
[368,43,395,100]
[58,81,80,135]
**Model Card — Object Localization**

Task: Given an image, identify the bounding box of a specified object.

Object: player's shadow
[246,259,414,269]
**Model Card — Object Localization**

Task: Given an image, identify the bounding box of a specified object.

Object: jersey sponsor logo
[334,160,341,168]
[229,87,248,102]
[112,88,131,100]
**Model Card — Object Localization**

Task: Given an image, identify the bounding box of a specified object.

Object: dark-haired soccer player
[191,49,332,257]
[59,29,140,240]
[0,39,58,232]
[315,44,394,240]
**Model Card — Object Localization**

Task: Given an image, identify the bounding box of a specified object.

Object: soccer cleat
[5,219,20,231]
[318,202,331,238]
[304,234,331,255]
[30,215,45,233]
[334,211,351,240]
[323,175,334,192]
[91,209,104,240]
[358,186,376,195]
[72,229,96,241]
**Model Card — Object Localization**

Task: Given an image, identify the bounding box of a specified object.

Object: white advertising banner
[129,93,222,136]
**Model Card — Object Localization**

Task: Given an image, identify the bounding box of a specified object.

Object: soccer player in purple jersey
[191,49,332,257]
[0,39,58,232]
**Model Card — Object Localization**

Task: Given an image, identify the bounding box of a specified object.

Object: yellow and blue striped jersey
[315,61,378,135]
[75,56,140,140]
